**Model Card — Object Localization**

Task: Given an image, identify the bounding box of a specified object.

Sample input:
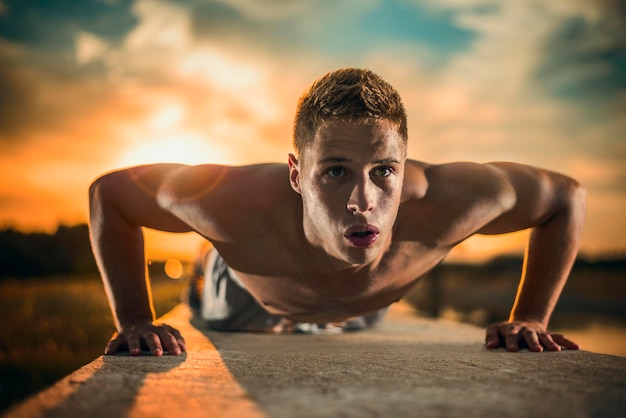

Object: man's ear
[288,153,302,194]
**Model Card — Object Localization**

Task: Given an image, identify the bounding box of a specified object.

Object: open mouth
[351,230,374,237]
[345,225,380,248]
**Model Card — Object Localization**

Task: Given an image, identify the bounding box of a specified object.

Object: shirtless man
[89,68,585,357]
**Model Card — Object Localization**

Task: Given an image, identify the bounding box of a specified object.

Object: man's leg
[342,308,388,331]
[190,248,284,331]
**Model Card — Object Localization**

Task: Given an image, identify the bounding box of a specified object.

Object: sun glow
[116,132,233,167]
[114,101,234,168]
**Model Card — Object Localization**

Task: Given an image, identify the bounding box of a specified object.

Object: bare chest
[215,240,449,322]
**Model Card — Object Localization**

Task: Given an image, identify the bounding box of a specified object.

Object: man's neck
[301,217,390,275]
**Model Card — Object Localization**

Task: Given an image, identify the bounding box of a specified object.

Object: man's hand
[105,322,187,356]
[485,320,579,352]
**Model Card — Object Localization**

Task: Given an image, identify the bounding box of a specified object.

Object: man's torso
[171,160,506,322]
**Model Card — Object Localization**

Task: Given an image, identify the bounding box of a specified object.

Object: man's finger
[164,326,186,354]
[142,332,163,356]
[538,333,561,351]
[522,327,543,352]
[485,324,502,349]
[552,333,580,350]
[105,334,124,355]
[505,330,520,352]
[127,334,142,356]
[158,329,182,355]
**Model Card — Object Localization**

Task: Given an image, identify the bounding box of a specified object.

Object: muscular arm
[478,162,587,351]
[89,164,193,355]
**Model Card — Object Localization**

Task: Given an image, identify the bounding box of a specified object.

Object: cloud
[205,0,317,22]
[0,41,36,141]
[75,31,109,65]
[0,38,140,148]
[387,1,623,165]
[534,1,626,108]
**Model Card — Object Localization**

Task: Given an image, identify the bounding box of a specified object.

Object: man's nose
[346,178,375,214]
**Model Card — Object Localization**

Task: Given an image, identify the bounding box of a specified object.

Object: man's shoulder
[411,160,510,194]
[413,160,488,177]
[403,160,491,197]
[228,163,293,198]
[398,160,517,246]
[402,160,516,211]
[405,159,490,181]
[178,162,288,177]
[163,162,297,240]
[167,162,290,196]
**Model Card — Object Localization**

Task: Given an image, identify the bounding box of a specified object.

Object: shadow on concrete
[36,353,186,418]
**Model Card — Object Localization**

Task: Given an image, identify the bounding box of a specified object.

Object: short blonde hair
[293,68,408,154]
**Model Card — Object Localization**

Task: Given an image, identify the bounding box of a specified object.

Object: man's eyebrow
[318,157,401,164]
[375,158,401,164]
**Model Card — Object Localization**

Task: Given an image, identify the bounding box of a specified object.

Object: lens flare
[164,258,183,279]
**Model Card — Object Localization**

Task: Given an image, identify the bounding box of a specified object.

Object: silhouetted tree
[0,224,97,279]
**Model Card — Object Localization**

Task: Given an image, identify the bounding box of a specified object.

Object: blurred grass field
[0,265,188,413]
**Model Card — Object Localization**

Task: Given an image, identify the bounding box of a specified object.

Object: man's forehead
[315,118,400,136]
[307,119,406,159]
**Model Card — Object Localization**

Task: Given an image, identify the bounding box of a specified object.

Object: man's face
[289,118,406,267]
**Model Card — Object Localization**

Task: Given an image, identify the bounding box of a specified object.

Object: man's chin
[341,246,380,266]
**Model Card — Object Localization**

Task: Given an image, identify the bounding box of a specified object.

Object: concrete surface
[4,303,626,418]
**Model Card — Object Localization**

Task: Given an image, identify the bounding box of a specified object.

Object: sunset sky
[0,0,624,262]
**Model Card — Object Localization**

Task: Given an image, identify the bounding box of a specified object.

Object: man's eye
[327,167,346,177]
[373,167,394,177]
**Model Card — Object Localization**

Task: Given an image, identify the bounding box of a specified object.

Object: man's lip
[344,224,380,248]
[345,224,380,236]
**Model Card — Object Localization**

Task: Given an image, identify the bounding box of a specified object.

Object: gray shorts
[190,249,387,333]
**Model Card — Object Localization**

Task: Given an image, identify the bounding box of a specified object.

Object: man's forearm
[509,185,586,326]
[89,176,155,331]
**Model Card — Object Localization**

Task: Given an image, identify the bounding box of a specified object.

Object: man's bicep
[90,164,194,233]
[477,162,576,235]
[156,163,240,239]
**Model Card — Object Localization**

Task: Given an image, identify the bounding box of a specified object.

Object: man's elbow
[559,179,587,229]
[89,172,116,214]
[566,179,587,214]
[88,172,126,233]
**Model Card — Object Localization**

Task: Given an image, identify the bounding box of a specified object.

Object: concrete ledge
[4,303,626,418]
